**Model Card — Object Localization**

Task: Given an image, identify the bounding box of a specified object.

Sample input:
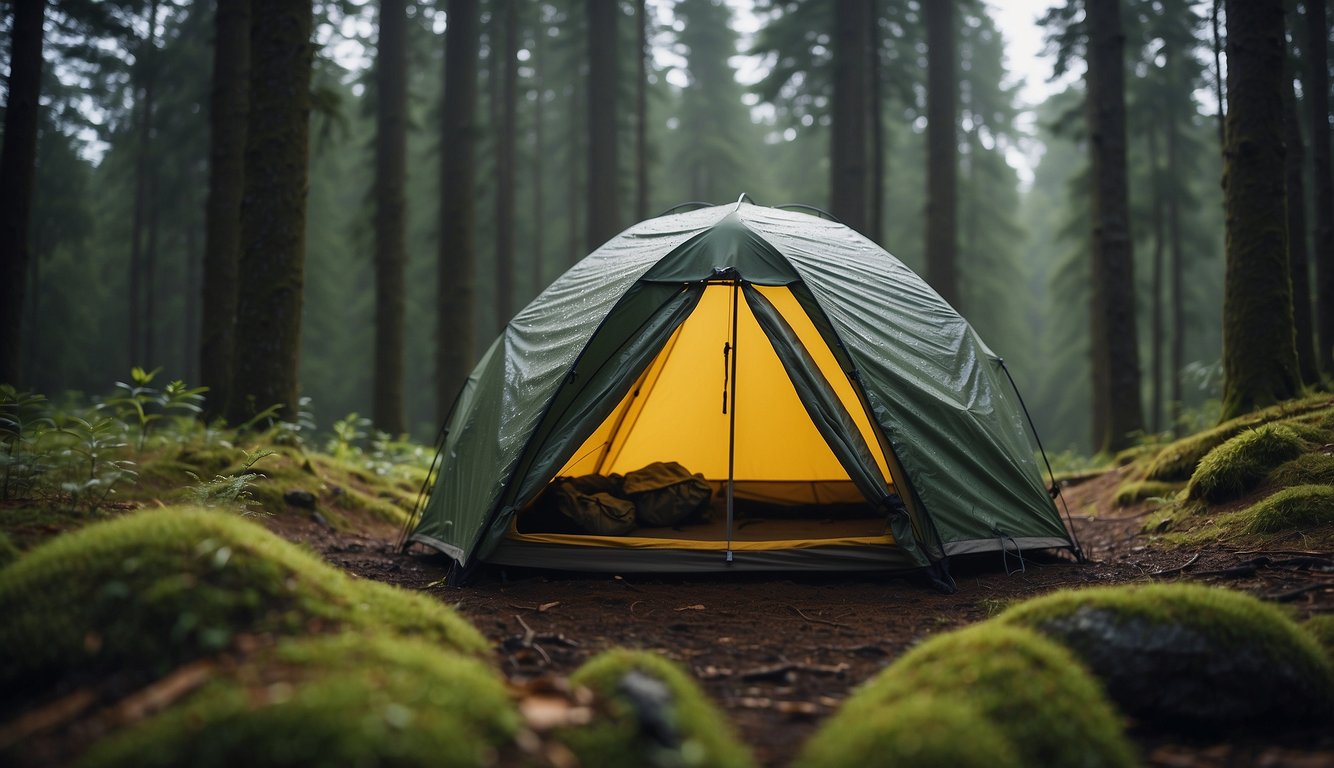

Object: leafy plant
[325,412,371,459]
[99,367,208,451]
[186,449,274,516]
[51,413,138,514]
[1,386,55,500]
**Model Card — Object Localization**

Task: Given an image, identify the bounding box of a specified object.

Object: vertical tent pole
[726,280,739,563]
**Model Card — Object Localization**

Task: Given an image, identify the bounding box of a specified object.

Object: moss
[1305,615,1334,664]
[79,634,519,768]
[837,624,1135,768]
[998,583,1334,729]
[1114,480,1182,507]
[0,530,18,569]
[1244,485,1334,534]
[1185,424,1306,503]
[795,693,1021,768]
[0,507,489,701]
[1144,395,1334,482]
[337,485,410,525]
[560,649,753,768]
[1267,453,1334,488]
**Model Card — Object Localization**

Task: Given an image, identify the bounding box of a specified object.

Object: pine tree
[924,0,958,307]
[372,0,409,435]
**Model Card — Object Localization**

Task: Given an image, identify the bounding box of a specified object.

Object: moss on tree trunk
[1220,0,1301,421]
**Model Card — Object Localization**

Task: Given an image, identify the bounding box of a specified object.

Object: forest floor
[276,466,1334,768]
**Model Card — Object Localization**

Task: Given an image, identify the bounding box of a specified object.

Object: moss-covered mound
[0,507,489,701]
[0,530,18,569]
[1305,615,1334,664]
[1244,485,1334,534]
[1114,480,1181,507]
[78,634,519,768]
[1185,424,1306,503]
[559,649,753,768]
[795,693,1021,768]
[998,583,1334,731]
[1268,452,1334,488]
[834,624,1135,768]
[1143,395,1334,482]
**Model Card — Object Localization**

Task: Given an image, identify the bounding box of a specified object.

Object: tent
[405,200,1077,589]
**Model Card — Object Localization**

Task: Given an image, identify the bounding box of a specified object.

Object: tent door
[740,284,922,557]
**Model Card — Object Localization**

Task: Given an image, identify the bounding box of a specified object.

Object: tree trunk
[436,0,480,419]
[924,0,958,308]
[830,0,870,234]
[129,0,161,369]
[1220,0,1300,420]
[1307,0,1334,372]
[532,11,546,296]
[586,0,621,250]
[635,0,649,220]
[495,0,518,330]
[1213,0,1226,147]
[1085,0,1144,452]
[1149,120,1165,434]
[868,0,884,245]
[1285,46,1319,386]
[1167,83,1186,434]
[227,0,314,424]
[372,0,408,435]
[201,0,250,419]
[0,0,47,387]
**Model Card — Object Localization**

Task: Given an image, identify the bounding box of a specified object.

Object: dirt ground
[286,466,1334,767]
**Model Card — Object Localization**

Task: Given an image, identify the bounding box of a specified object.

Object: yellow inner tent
[554,284,894,506]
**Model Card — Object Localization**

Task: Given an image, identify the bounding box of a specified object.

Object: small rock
[284,489,317,509]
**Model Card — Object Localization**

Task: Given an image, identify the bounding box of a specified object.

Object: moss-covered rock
[1114,480,1181,507]
[794,693,1021,768]
[0,530,18,569]
[835,624,1135,768]
[559,649,753,768]
[1185,424,1306,503]
[1267,453,1334,488]
[78,634,519,768]
[0,507,489,702]
[1305,615,1334,664]
[1244,485,1334,534]
[998,583,1334,731]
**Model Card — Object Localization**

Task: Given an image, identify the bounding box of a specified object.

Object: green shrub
[1185,424,1306,503]
[1114,480,1181,507]
[1268,453,1334,488]
[0,507,488,700]
[560,649,753,768]
[999,583,1334,730]
[835,624,1135,768]
[795,693,1021,768]
[79,634,518,768]
[1244,485,1334,534]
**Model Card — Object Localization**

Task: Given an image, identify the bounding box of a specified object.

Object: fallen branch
[739,662,850,683]
[1265,580,1334,603]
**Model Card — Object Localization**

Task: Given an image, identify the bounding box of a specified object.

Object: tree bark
[586,0,621,250]
[1221,0,1300,420]
[201,0,250,419]
[1167,79,1186,434]
[227,0,314,424]
[1149,119,1165,434]
[1285,44,1319,386]
[372,0,408,435]
[436,0,480,419]
[129,0,161,369]
[1085,0,1144,452]
[532,11,546,296]
[495,0,518,330]
[830,0,870,234]
[635,0,649,221]
[868,0,884,245]
[925,0,958,308]
[0,0,47,387]
[1307,0,1334,372]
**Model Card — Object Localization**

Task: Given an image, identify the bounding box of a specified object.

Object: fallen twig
[1265,580,1334,603]
[789,606,848,629]
[1150,552,1200,578]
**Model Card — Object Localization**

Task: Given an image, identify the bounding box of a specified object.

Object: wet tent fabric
[408,202,1073,571]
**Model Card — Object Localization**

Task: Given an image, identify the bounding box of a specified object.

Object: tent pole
[725,280,740,564]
